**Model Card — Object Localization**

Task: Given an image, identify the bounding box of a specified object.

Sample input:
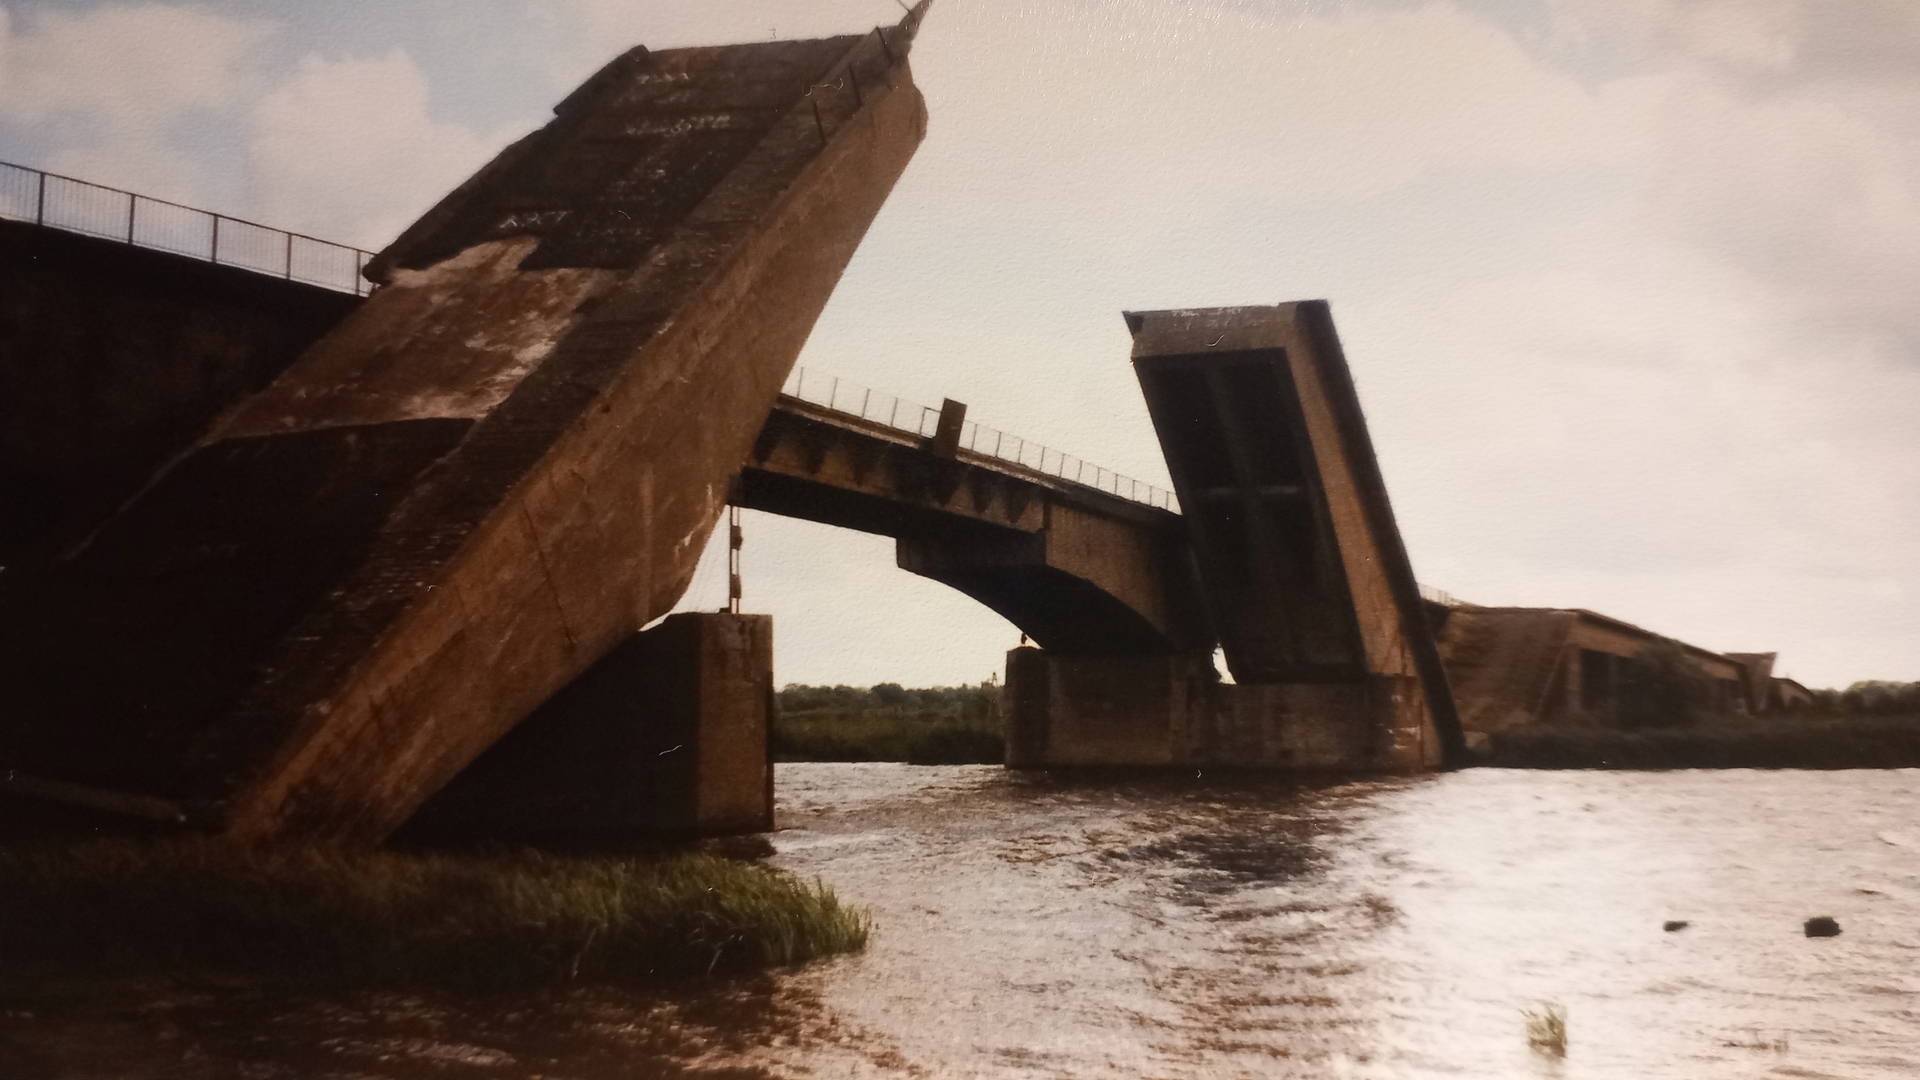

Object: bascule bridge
[0,5,1461,846]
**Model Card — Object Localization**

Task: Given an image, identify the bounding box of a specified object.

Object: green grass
[0,839,869,990]
[1482,714,1920,769]
[773,682,1004,764]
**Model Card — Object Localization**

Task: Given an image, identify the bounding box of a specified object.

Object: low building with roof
[1770,676,1816,712]
[1435,605,1754,732]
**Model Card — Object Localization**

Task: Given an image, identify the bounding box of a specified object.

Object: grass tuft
[0,839,869,990]
[1523,1001,1568,1057]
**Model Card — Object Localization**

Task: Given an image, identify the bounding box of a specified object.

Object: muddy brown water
[3,764,1916,1078]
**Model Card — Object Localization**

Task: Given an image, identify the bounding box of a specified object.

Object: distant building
[1436,606,1753,732]
[1771,677,1815,713]
[1725,652,1779,715]
[1714,651,1821,715]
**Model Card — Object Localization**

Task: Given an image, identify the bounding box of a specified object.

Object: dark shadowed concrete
[0,6,932,843]
[0,221,359,562]
[400,612,773,845]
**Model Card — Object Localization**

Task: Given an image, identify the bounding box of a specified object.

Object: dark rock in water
[1663,920,1689,932]
[1804,916,1841,937]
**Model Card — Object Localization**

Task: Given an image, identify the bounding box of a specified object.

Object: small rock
[1663,920,1689,932]
[1804,916,1841,937]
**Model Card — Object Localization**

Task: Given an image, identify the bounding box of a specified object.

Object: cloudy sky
[3,0,1914,690]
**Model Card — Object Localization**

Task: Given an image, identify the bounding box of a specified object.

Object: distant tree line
[771,682,1003,764]
[1808,680,1920,715]
[775,682,998,724]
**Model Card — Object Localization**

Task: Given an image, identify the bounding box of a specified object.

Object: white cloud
[539,0,906,86]
[0,3,263,124]
[0,2,266,197]
[1541,0,1920,85]
[771,0,1920,686]
[245,49,529,249]
[1634,74,1920,359]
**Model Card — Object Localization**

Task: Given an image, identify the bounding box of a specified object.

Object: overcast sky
[3,0,1914,690]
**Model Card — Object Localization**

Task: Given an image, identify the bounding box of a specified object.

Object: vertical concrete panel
[1126,304,1465,773]
[398,612,770,844]
[1280,328,1409,682]
[1004,647,1052,768]
[1040,502,1171,635]
[1003,650,1413,771]
[694,615,773,832]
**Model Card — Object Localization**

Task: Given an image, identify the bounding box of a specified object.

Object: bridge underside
[737,399,1207,657]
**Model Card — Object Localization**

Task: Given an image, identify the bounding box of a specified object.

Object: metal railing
[780,368,1459,602]
[781,367,1180,512]
[0,160,374,295]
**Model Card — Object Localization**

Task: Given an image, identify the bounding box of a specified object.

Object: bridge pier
[400,612,773,846]
[1004,646,1431,772]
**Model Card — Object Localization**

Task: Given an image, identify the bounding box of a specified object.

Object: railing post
[126,193,136,243]
[210,215,220,265]
[284,232,294,279]
[354,249,365,295]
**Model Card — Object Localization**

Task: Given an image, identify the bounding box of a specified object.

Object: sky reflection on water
[5,764,1914,1078]
[754,764,1920,1079]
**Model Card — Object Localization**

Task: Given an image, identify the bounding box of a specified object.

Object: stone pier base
[1004,646,1433,773]
[401,613,772,846]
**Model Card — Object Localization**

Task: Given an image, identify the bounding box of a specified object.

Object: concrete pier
[1004,647,1426,770]
[1005,303,1467,774]
[403,613,773,845]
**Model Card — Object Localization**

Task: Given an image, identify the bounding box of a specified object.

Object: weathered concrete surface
[1003,647,1422,770]
[0,8,930,843]
[738,395,1210,654]
[1117,303,1466,771]
[400,613,772,845]
[1438,605,1751,730]
[0,220,358,562]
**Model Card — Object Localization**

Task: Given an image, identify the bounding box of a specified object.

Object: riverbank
[0,839,868,991]
[1481,715,1920,769]
[4,766,1916,1077]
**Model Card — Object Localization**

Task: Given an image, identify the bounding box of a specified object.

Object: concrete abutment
[401,613,773,846]
[1003,647,1432,772]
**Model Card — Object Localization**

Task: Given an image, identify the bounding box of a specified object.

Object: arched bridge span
[738,382,1211,657]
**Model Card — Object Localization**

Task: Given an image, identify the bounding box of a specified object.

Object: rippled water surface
[6,765,1917,1078]
[755,765,1920,1079]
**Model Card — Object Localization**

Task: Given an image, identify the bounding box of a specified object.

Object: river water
[6,764,1918,1078]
